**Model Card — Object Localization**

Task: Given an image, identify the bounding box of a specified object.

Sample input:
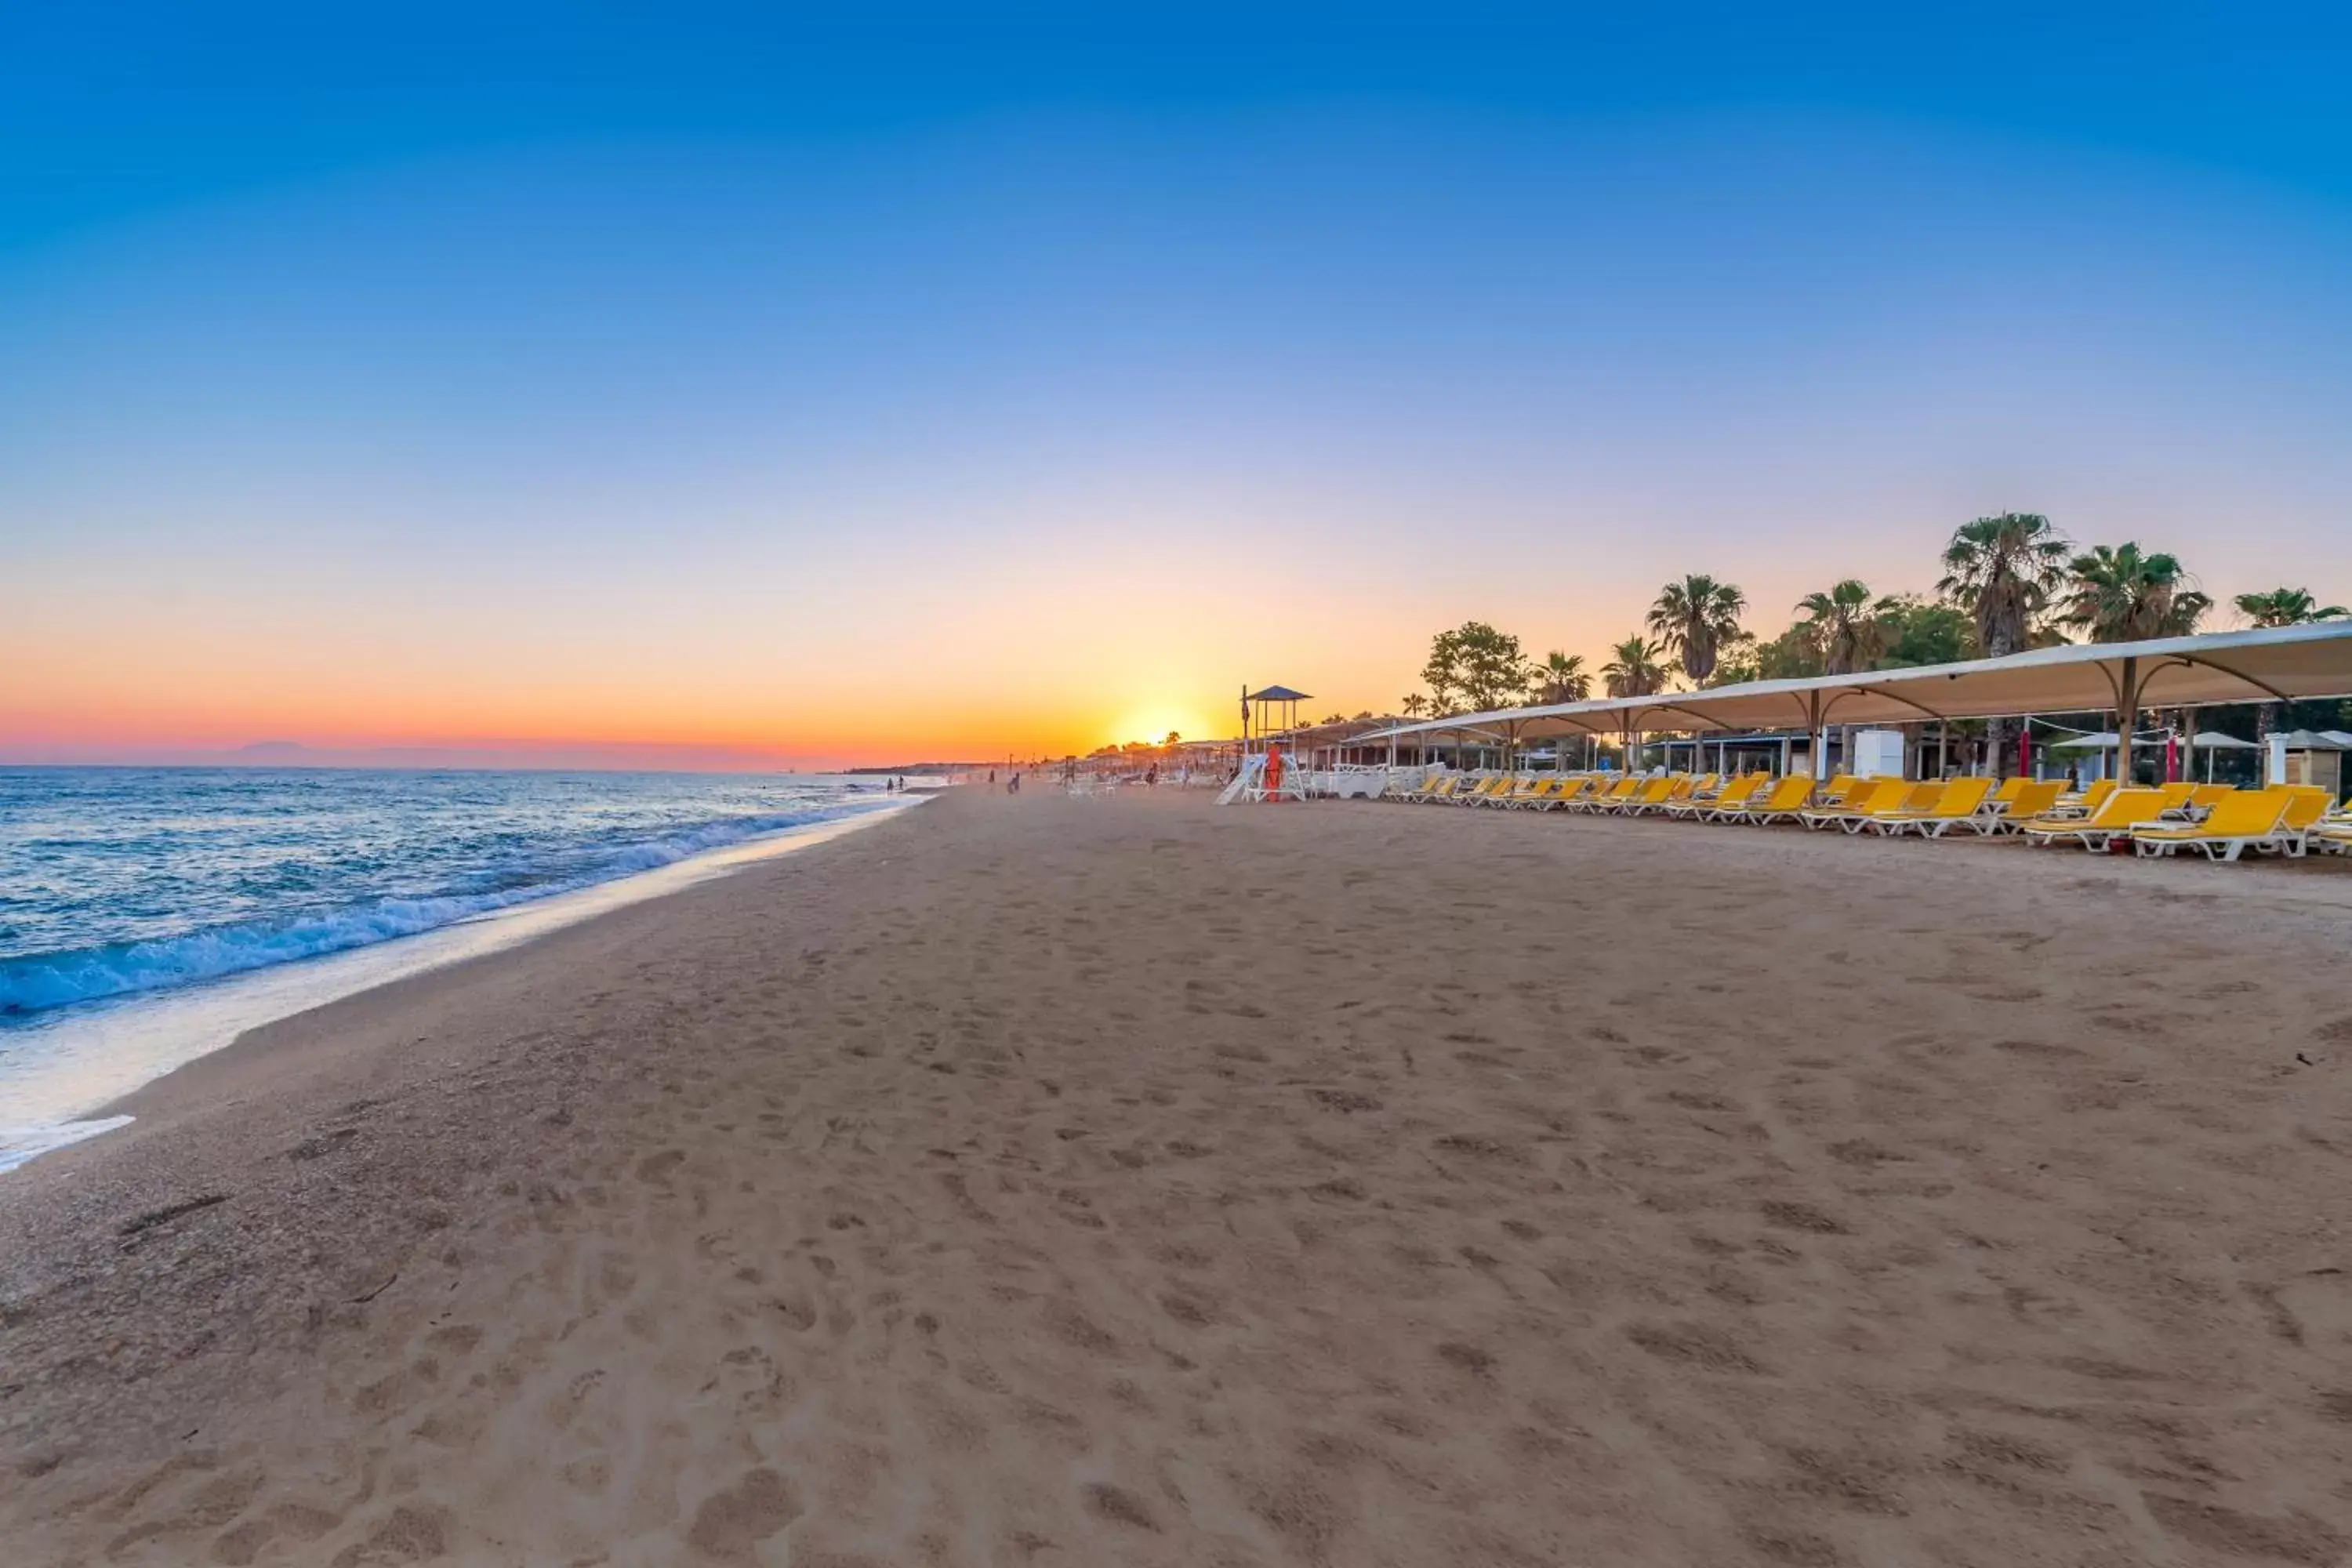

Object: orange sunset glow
[6,11,2349,771]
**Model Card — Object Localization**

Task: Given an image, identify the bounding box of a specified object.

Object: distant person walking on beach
[1007,772,1022,795]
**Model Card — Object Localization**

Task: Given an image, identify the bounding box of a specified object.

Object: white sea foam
[0,798,919,1173]
[0,1116,134,1174]
[0,800,883,1017]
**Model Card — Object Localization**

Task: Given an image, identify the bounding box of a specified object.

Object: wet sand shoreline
[4,786,2350,1565]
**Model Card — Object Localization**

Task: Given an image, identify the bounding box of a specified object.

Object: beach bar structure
[1354,622,2352,795]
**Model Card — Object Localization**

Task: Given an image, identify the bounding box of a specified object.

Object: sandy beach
[5,786,2351,1566]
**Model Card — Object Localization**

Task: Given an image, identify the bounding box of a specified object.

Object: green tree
[1421,621,1532,713]
[1740,624,1825,681]
[2056,544,2212,642]
[1794,580,1900,674]
[1530,650,1592,704]
[1600,635,1669,699]
[1874,597,1975,668]
[2235,586,2348,627]
[1645,574,1748,684]
[1706,635,1762,687]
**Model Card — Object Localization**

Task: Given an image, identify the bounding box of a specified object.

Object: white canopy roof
[1360,622,2352,744]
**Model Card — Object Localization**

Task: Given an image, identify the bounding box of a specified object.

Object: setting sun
[1103,708,1217,750]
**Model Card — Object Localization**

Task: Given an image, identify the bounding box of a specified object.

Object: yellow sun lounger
[1604,776,1679,815]
[1862,775,1996,836]
[1975,779,2067,833]
[1537,777,1597,811]
[1797,777,1905,830]
[1624,775,1700,816]
[1454,775,1507,804]
[1494,775,1541,805]
[2131,789,2290,862]
[1732,775,1821,823]
[1505,775,1562,808]
[1479,775,1541,808]
[1665,774,1766,818]
[1838,780,1947,833]
[1570,776,1643,813]
[2019,786,2166,849]
[2044,777,2119,820]
[2274,786,2337,853]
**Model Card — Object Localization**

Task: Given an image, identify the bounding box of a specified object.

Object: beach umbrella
[2180,731,2255,780]
[2048,731,2165,749]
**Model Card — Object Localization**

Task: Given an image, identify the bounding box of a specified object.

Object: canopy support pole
[2115,655,2142,787]
[1809,692,1829,802]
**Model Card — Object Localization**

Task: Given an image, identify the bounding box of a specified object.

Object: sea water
[0,768,906,1168]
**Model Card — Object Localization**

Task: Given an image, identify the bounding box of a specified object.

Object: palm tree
[1531,650,1592,705]
[2233,588,2347,740]
[1794,580,1899,674]
[1399,693,1430,719]
[2056,544,2212,642]
[1645,575,1748,684]
[1600,635,1668,699]
[2056,546,2212,781]
[1937,513,2070,775]
[1937,514,2071,653]
[2236,586,2349,627]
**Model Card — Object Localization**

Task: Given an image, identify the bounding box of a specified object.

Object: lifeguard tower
[1216,684,1313,804]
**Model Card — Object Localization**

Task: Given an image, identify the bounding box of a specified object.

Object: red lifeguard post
[1220,684,1313,804]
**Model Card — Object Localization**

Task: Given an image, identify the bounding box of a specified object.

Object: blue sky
[5,5,2348,758]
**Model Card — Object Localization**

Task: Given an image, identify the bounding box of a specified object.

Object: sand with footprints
[5,786,2352,1564]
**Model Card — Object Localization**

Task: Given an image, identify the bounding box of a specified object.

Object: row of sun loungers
[1390,769,2347,862]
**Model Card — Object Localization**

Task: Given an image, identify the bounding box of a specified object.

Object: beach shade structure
[1351,622,2352,797]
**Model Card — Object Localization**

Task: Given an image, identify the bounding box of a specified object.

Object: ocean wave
[0,800,882,1018]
